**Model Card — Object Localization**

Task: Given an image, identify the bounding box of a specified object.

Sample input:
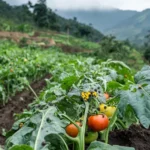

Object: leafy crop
[0,40,81,104]
[6,55,149,150]
[1,40,150,150]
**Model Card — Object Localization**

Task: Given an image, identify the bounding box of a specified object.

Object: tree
[32,0,49,27]
[144,31,150,63]
[73,17,77,22]
[94,35,131,60]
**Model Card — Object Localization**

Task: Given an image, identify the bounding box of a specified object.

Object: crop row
[0,40,82,104]
[4,50,150,150]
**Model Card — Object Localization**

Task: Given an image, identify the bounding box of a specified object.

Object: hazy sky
[4,0,150,11]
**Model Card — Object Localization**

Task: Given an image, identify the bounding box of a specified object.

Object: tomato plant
[4,45,145,150]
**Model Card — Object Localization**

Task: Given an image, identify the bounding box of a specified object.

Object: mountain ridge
[56,9,138,32]
[57,8,150,45]
[106,8,150,45]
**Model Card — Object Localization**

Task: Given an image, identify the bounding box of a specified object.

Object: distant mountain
[56,9,138,32]
[106,9,150,45]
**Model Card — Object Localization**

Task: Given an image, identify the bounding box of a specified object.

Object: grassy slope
[39,31,145,70]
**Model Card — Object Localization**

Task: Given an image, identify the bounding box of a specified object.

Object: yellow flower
[92,91,98,97]
[81,91,98,101]
[81,91,91,101]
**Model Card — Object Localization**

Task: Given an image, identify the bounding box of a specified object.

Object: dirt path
[0,74,51,145]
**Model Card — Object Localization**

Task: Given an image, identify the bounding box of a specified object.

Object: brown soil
[0,31,29,43]
[0,31,56,47]
[0,74,51,145]
[58,44,92,53]
[109,125,150,150]
[58,44,82,53]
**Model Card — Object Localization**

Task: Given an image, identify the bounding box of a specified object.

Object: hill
[0,0,103,42]
[57,9,150,46]
[57,9,138,32]
[106,9,150,45]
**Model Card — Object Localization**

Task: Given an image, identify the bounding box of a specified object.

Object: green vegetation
[144,31,150,63]
[0,0,103,42]
[0,40,64,104]
[4,44,150,149]
[106,9,150,46]
[0,1,149,149]
[41,33,100,50]
[58,7,150,46]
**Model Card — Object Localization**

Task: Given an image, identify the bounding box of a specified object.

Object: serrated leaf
[134,65,150,84]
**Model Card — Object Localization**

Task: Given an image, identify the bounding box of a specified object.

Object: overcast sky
[4,0,150,11]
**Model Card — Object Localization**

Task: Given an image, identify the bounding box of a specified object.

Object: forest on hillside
[0,0,103,42]
[0,0,150,64]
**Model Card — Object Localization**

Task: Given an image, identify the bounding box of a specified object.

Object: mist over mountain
[106,9,150,45]
[57,8,150,45]
[56,9,138,32]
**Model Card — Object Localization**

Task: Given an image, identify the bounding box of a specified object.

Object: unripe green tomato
[85,132,98,143]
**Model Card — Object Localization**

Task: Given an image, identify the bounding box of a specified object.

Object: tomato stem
[76,102,89,150]
[64,133,78,142]
[117,118,127,129]
[104,107,118,143]
[27,84,39,100]
[62,102,90,150]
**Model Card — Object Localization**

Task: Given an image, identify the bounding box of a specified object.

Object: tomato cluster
[65,92,111,144]
[66,114,109,138]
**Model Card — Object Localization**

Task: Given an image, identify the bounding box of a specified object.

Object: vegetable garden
[0,39,150,150]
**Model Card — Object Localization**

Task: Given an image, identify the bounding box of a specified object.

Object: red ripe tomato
[66,122,81,137]
[104,93,109,100]
[88,115,109,132]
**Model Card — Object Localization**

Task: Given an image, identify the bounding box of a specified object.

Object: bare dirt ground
[109,125,150,150]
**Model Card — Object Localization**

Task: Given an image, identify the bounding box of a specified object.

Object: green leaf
[6,107,67,150]
[106,60,131,71]
[107,81,123,91]
[118,85,150,128]
[44,134,68,150]
[61,75,78,91]
[87,141,135,150]
[134,65,150,84]
[9,145,33,150]
[6,126,34,146]
[122,105,138,128]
